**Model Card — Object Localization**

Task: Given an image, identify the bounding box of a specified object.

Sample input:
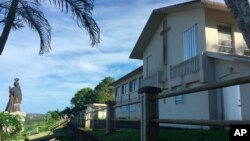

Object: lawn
[9,119,68,140]
[82,128,229,141]
[83,128,140,141]
[159,129,229,141]
[26,126,75,141]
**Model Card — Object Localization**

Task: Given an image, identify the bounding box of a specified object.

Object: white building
[113,66,142,119]
[115,0,250,128]
[72,103,106,127]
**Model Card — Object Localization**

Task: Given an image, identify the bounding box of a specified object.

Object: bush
[0,112,22,140]
[47,110,61,120]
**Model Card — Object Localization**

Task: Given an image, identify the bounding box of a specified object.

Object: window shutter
[183,24,198,60]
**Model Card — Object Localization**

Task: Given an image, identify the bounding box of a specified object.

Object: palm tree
[0,0,100,55]
[224,0,250,49]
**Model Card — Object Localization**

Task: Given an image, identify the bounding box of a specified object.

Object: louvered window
[183,24,198,60]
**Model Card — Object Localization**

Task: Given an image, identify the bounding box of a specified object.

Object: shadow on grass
[26,126,75,141]
[82,128,229,141]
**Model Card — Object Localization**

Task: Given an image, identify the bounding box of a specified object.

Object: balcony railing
[142,72,158,87]
[170,55,200,79]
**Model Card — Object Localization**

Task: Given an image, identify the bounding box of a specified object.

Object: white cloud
[0,0,190,113]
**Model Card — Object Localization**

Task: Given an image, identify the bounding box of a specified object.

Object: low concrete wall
[91,119,140,129]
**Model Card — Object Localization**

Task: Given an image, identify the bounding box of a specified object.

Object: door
[223,85,242,120]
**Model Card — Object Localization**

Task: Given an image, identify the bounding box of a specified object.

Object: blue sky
[0,0,223,113]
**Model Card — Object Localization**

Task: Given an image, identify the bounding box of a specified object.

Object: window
[173,86,184,104]
[146,55,153,77]
[183,24,198,60]
[163,98,166,104]
[139,76,143,88]
[121,83,128,95]
[121,106,127,113]
[175,95,184,104]
[129,79,138,92]
[130,104,136,112]
[218,25,232,53]
[115,86,121,97]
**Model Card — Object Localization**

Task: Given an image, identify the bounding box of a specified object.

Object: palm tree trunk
[224,0,250,48]
[0,0,19,55]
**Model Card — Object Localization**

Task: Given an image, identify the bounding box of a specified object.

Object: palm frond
[0,0,99,55]
[39,0,100,46]
[17,0,52,55]
[0,1,24,30]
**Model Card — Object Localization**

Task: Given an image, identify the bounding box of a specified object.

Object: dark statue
[5,78,22,112]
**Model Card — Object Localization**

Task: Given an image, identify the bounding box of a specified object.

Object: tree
[93,77,115,103]
[70,87,93,110]
[61,107,73,117]
[47,109,61,120]
[0,0,100,55]
[224,0,250,48]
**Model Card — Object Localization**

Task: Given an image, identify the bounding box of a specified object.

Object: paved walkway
[26,126,75,141]
[26,131,51,140]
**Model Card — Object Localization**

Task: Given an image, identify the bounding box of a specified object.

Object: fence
[72,75,250,141]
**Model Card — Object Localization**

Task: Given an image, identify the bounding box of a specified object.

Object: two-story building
[114,0,250,128]
[113,66,143,119]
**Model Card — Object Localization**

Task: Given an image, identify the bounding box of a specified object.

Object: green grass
[8,119,67,140]
[83,128,229,141]
[84,128,140,141]
[159,129,229,141]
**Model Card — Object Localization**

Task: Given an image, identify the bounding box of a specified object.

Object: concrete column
[105,101,116,134]
[85,110,91,128]
[138,86,161,141]
[81,113,83,126]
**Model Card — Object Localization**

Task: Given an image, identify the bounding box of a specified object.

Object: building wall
[141,7,210,128]
[114,73,142,119]
[214,60,250,82]
[205,9,248,54]
[116,4,250,128]
[166,8,206,65]
[143,7,206,80]
[239,83,250,120]
[141,6,250,127]
[213,59,250,120]
[204,10,249,117]
[159,91,210,129]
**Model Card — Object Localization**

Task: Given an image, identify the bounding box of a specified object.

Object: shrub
[0,112,22,140]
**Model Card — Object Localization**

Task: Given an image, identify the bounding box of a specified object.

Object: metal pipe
[153,119,250,126]
[153,75,250,100]
[112,100,140,108]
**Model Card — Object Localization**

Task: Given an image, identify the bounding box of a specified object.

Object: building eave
[129,11,164,59]
[205,51,250,63]
[113,66,143,86]
[85,103,107,107]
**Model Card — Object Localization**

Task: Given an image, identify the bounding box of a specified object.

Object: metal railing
[138,75,250,141]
